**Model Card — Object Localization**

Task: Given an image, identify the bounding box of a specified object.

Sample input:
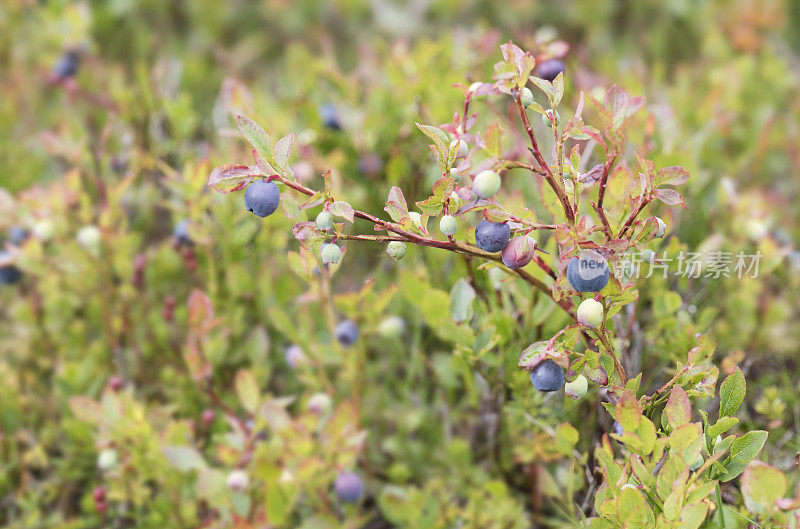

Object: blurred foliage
[1,0,799,528]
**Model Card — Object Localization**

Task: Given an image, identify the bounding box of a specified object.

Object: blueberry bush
[1,2,799,528]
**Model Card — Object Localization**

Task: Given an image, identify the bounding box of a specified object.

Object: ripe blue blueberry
[529,359,565,392]
[8,226,29,245]
[439,215,457,236]
[173,219,192,246]
[612,421,624,437]
[566,254,609,292]
[0,252,22,285]
[320,103,342,131]
[537,59,565,82]
[335,320,359,347]
[334,471,364,503]
[52,50,80,79]
[244,180,280,218]
[321,243,341,264]
[285,345,308,368]
[474,219,510,253]
[501,235,536,269]
[316,210,334,231]
[473,170,501,199]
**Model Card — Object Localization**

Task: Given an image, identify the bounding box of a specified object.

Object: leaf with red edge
[208,164,261,193]
[655,166,690,187]
[273,132,294,170]
[236,114,272,158]
[328,201,355,223]
[188,290,214,332]
[653,188,685,207]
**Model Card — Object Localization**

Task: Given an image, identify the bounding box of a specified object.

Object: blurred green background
[1,0,799,527]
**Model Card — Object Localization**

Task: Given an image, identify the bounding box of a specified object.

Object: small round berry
[641,249,656,264]
[202,409,216,427]
[97,449,118,471]
[577,299,604,328]
[408,212,424,228]
[501,235,536,269]
[8,226,29,246]
[474,219,511,253]
[244,180,280,218]
[386,241,407,260]
[226,470,250,491]
[92,486,106,502]
[316,210,334,231]
[469,82,487,101]
[320,103,342,131]
[520,87,534,109]
[689,454,704,471]
[537,59,565,82]
[32,219,55,242]
[541,109,560,128]
[77,225,102,254]
[307,393,332,415]
[334,471,364,503]
[439,215,458,237]
[173,219,192,246]
[612,421,625,437]
[377,316,406,339]
[449,139,468,160]
[529,359,565,392]
[566,252,610,292]
[0,252,22,286]
[52,50,80,80]
[95,500,108,513]
[285,345,308,368]
[335,320,359,346]
[473,170,501,199]
[321,243,341,264]
[108,376,124,392]
[564,374,589,400]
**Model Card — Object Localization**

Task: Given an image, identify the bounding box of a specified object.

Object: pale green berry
[577,298,604,328]
[473,170,501,199]
[321,243,341,264]
[469,82,487,101]
[77,225,102,255]
[307,393,332,415]
[408,212,423,228]
[565,374,589,399]
[386,241,407,260]
[439,215,457,236]
[378,315,405,338]
[227,470,250,491]
[520,87,534,108]
[689,454,704,471]
[33,219,55,242]
[542,109,560,128]
[316,210,334,231]
[97,449,118,470]
[653,217,667,238]
[641,249,656,263]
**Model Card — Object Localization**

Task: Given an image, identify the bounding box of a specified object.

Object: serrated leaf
[729,430,768,463]
[236,114,273,158]
[328,201,355,223]
[207,164,261,193]
[719,368,746,418]
[273,132,294,169]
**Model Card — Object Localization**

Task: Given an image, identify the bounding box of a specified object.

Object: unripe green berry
[641,249,655,263]
[577,298,604,328]
[307,393,332,415]
[97,449,118,471]
[542,109,560,128]
[565,374,589,400]
[689,454,704,471]
[439,215,458,236]
[316,210,334,231]
[450,168,462,183]
[520,87,534,108]
[653,217,667,238]
[377,315,405,338]
[408,211,423,228]
[386,241,406,260]
[469,82,487,101]
[77,225,102,255]
[321,243,341,264]
[473,170,501,199]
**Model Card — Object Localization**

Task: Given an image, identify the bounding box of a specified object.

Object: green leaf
[163,446,207,472]
[328,201,355,223]
[236,114,273,158]
[207,164,260,194]
[707,416,739,440]
[616,391,641,431]
[235,369,260,413]
[449,278,476,323]
[665,386,691,429]
[415,122,449,156]
[741,462,787,514]
[719,368,746,418]
[273,132,294,170]
[552,72,565,105]
[530,77,555,106]
[729,430,768,463]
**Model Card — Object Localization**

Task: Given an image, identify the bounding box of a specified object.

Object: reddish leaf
[207,164,261,193]
[653,188,685,208]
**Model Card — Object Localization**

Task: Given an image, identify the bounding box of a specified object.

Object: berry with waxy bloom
[566,253,609,292]
[227,470,250,491]
[316,210,334,231]
[334,471,364,503]
[520,87,534,108]
[577,298,604,328]
[537,59,565,82]
[474,219,510,253]
[386,241,407,260]
[307,393,332,415]
[377,316,405,338]
[321,243,341,264]
[335,320,359,346]
[244,180,280,218]
[501,235,537,269]
[530,359,565,392]
[472,170,501,199]
[439,215,457,236]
